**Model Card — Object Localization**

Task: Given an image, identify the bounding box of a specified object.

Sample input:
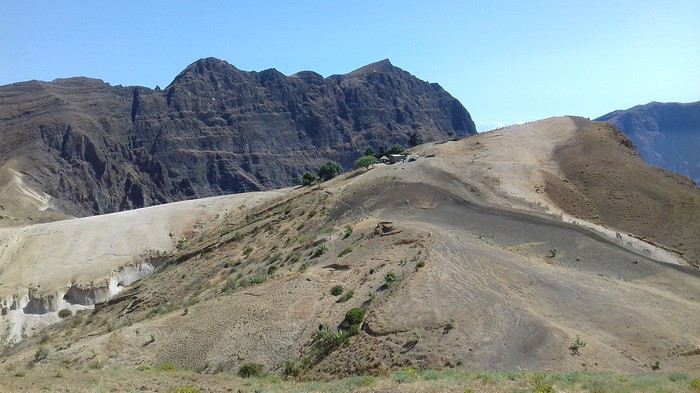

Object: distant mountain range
[596,101,700,184]
[0,58,475,221]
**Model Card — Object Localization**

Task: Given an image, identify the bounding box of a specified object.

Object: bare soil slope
[1,117,698,385]
[546,118,700,266]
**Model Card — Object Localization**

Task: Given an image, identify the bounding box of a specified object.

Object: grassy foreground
[2,367,700,393]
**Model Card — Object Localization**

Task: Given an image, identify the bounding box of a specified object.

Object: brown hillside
[1,117,698,385]
[546,118,700,266]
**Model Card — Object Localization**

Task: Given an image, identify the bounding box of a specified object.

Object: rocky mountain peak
[347,58,397,76]
[0,58,476,220]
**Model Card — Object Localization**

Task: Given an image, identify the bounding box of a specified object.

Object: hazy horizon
[2,1,698,131]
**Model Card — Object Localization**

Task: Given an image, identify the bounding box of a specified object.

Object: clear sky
[1,1,698,131]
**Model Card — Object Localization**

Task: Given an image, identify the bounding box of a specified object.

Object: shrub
[283,359,301,378]
[330,285,344,296]
[237,362,264,378]
[415,260,426,270]
[690,379,700,392]
[343,307,366,333]
[339,289,354,302]
[57,309,72,319]
[250,272,269,285]
[243,246,253,256]
[312,244,327,258]
[385,271,398,285]
[533,374,555,393]
[337,247,352,257]
[568,336,586,355]
[33,347,48,363]
[223,278,237,293]
[317,161,342,181]
[301,172,317,186]
[386,144,405,155]
[353,155,378,169]
[316,325,349,352]
[343,225,353,238]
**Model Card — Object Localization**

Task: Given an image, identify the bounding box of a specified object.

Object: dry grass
[1,367,699,393]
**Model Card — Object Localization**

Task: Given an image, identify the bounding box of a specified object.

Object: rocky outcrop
[0,260,161,344]
[0,58,476,219]
[596,101,700,184]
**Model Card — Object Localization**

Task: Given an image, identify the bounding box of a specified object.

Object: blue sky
[1,1,698,131]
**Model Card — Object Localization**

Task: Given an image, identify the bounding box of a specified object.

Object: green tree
[301,172,317,186]
[408,131,423,147]
[386,144,405,155]
[364,147,375,157]
[353,155,378,169]
[317,161,342,181]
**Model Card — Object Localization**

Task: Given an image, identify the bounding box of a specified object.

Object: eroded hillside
[1,117,698,384]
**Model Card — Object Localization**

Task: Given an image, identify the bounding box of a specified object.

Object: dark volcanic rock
[596,101,700,184]
[0,58,476,217]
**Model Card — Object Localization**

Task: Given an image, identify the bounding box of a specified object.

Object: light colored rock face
[0,190,283,344]
[0,165,73,228]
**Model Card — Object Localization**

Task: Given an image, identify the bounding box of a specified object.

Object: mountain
[2,117,699,383]
[0,58,476,226]
[596,101,700,184]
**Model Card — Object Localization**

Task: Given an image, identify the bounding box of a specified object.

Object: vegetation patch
[283,359,302,378]
[32,348,48,363]
[330,285,344,296]
[338,289,354,302]
[568,335,586,356]
[250,272,269,285]
[337,247,352,257]
[238,362,264,378]
[311,244,328,258]
[341,307,366,334]
[301,172,317,186]
[157,362,178,372]
[353,155,378,169]
[317,161,342,181]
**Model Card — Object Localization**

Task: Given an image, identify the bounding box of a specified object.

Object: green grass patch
[157,362,177,372]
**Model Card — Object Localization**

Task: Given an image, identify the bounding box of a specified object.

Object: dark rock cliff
[596,101,699,185]
[0,58,476,216]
